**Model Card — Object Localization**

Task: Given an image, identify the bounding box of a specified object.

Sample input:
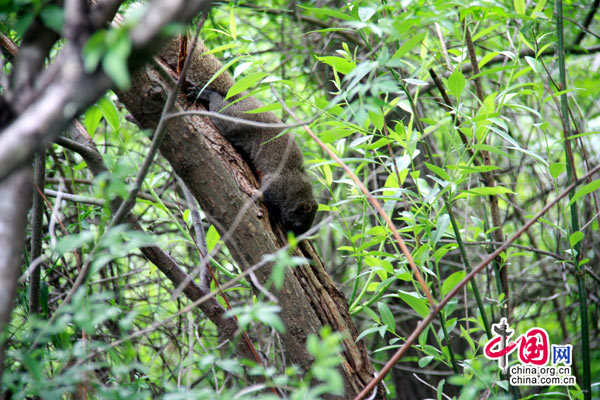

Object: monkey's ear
[300,202,313,213]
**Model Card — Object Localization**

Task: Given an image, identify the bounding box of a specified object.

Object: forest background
[0,0,599,399]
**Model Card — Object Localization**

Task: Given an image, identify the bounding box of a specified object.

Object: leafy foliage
[1,0,599,399]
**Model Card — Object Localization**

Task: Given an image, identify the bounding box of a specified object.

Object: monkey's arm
[186,87,317,234]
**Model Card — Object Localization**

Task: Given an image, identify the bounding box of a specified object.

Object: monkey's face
[263,173,317,235]
[282,195,318,235]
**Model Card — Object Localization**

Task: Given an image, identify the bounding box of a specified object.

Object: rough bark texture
[115,52,384,398]
[0,168,32,382]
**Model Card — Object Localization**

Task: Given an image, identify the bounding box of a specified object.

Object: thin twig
[167,109,319,129]
[556,2,591,398]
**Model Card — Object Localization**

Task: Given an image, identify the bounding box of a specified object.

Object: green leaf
[84,105,102,137]
[518,31,534,52]
[418,356,434,368]
[446,68,466,99]
[183,208,191,226]
[525,56,543,75]
[368,109,384,131]
[229,6,237,39]
[442,271,466,297]
[383,173,399,198]
[472,24,502,42]
[478,52,501,69]
[425,162,450,181]
[322,163,333,186]
[298,6,354,21]
[471,64,519,79]
[82,30,107,73]
[514,0,526,14]
[320,127,355,143]
[532,0,547,15]
[316,56,355,74]
[102,35,131,89]
[40,5,64,33]
[271,257,288,290]
[98,97,120,131]
[226,72,267,99]
[507,145,548,167]
[14,12,34,37]
[472,143,510,158]
[356,326,382,342]
[452,164,500,174]
[549,162,565,179]
[419,324,430,349]
[392,33,426,60]
[201,43,238,56]
[567,178,600,208]
[216,358,244,374]
[55,231,94,254]
[358,6,376,21]
[569,231,584,248]
[378,302,396,334]
[205,225,220,252]
[466,186,514,196]
[437,379,446,400]
[496,380,509,391]
[433,214,450,245]
[256,305,285,333]
[397,291,429,318]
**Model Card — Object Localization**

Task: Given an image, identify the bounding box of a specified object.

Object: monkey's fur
[160,38,317,234]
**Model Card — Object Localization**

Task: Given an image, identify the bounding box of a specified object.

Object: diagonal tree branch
[0,0,214,183]
[573,0,600,46]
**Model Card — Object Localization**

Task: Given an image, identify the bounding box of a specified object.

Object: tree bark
[115,49,384,399]
[0,168,32,382]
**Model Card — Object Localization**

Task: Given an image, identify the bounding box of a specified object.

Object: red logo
[518,328,549,365]
[484,318,549,372]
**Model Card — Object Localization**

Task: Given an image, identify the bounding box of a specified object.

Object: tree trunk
[0,168,32,383]
[115,46,384,399]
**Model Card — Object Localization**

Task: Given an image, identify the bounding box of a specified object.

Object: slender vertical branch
[463,24,510,318]
[556,2,591,399]
[29,151,46,315]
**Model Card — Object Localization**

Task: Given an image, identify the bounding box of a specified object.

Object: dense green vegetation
[0,0,599,399]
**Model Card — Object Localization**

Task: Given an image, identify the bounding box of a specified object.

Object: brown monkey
[160,38,317,234]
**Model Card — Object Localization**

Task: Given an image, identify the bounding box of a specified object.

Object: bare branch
[89,0,127,29]
[0,0,213,184]
[64,0,91,43]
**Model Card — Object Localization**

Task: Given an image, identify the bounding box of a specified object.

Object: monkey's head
[263,170,317,235]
